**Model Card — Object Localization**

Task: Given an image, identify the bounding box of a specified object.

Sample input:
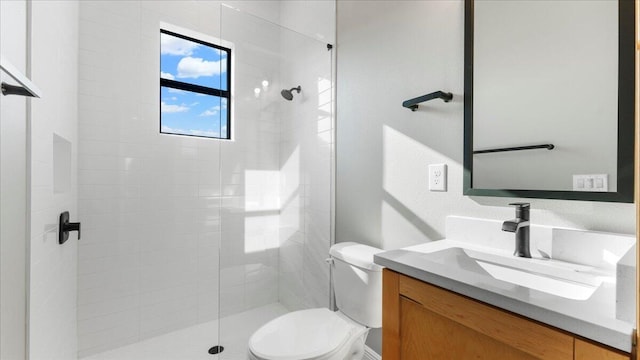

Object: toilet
[248,242,384,360]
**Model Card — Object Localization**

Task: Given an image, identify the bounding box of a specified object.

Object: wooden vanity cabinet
[382,269,630,360]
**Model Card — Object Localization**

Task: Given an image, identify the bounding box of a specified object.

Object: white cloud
[161,33,199,56]
[167,88,187,94]
[161,125,220,138]
[177,56,227,79]
[200,110,216,117]
[200,105,221,117]
[161,71,175,80]
[161,101,189,113]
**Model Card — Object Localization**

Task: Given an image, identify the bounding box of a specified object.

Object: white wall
[0,1,335,359]
[0,1,28,359]
[335,0,635,353]
[277,27,334,312]
[77,3,225,354]
[76,1,271,356]
[280,0,336,43]
[28,1,80,359]
[0,1,80,359]
[216,4,282,321]
[76,1,335,356]
[274,0,335,313]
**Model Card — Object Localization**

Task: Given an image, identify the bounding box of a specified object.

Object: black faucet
[502,203,531,258]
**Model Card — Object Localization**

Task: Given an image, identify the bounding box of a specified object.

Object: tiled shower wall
[29,2,80,359]
[77,1,283,356]
[77,1,334,357]
[217,7,282,319]
[217,4,335,319]
[278,30,333,311]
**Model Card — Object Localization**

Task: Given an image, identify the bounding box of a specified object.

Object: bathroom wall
[0,1,28,358]
[216,5,282,320]
[277,28,334,312]
[1,2,80,359]
[76,1,279,356]
[77,1,335,357]
[335,0,636,353]
[274,0,335,313]
[217,1,336,317]
[279,0,336,44]
[216,0,335,343]
[28,1,80,359]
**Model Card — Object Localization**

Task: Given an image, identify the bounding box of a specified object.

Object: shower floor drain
[208,345,224,355]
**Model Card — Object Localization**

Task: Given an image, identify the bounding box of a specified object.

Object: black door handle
[59,211,81,244]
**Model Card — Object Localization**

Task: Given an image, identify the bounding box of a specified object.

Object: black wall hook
[59,211,81,244]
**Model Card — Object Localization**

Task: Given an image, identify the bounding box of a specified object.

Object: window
[160,29,231,139]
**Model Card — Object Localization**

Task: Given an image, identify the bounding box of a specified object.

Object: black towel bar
[402,91,453,111]
[473,144,555,155]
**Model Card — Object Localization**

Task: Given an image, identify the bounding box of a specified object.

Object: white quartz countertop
[374,239,635,353]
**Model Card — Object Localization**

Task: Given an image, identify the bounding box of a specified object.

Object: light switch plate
[429,164,447,191]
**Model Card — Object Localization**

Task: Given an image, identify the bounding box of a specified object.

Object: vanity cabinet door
[383,269,632,359]
[399,296,539,359]
[382,269,574,360]
[574,338,630,360]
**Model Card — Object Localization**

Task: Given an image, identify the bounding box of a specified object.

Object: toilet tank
[329,242,384,328]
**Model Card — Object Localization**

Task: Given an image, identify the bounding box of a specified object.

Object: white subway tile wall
[29,1,80,359]
[77,1,334,357]
[77,2,224,356]
[276,24,333,312]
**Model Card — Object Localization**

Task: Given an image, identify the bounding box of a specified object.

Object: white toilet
[248,242,384,360]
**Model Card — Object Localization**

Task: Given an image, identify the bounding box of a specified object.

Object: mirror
[464,0,635,202]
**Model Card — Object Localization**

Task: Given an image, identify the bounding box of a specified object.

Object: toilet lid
[249,308,356,360]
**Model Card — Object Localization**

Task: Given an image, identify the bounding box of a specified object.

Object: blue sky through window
[160,31,229,138]
[160,87,228,138]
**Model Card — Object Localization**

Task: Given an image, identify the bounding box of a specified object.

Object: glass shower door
[217,5,334,359]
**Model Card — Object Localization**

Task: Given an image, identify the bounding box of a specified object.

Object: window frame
[159,28,232,140]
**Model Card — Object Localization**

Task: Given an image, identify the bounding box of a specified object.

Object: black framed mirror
[464,0,635,202]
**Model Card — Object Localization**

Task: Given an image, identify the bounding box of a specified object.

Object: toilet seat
[248,308,365,360]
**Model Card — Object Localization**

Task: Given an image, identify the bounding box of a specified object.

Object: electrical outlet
[429,164,447,191]
[573,174,608,192]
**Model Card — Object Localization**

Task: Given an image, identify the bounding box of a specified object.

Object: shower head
[281,86,301,101]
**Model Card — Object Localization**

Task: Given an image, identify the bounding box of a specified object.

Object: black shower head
[281,86,301,101]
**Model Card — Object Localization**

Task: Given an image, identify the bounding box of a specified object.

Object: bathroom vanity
[381,270,628,360]
[375,217,636,359]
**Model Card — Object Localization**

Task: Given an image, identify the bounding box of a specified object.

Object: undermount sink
[420,245,612,301]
